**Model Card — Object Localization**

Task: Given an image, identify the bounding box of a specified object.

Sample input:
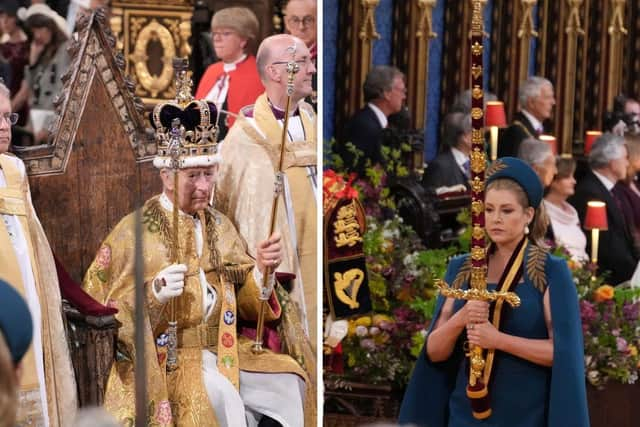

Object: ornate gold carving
[565,0,585,35]
[437,280,521,307]
[130,19,175,98]
[470,0,489,38]
[472,85,483,99]
[359,0,381,40]
[471,245,485,261]
[471,107,484,120]
[471,200,484,216]
[470,266,487,288]
[416,0,438,39]
[333,203,363,248]
[470,65,483,80]
[333,269,365,309]
[471,41,483,56]
[178,21,192,57]
[470,149,486,173]
[518,0,539,38]
[471,129,484,143]
[609,0,628,35]
[471,177,484,193]
[525,245,548,292]
[472,226,485,240]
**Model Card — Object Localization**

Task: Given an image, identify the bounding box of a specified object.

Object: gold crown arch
[437,0,521,420]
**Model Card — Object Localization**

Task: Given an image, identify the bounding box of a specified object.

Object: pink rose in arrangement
[95,244,112,269]
[155,400,172,425]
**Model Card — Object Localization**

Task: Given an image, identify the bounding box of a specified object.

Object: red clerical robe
[195,55,264,129]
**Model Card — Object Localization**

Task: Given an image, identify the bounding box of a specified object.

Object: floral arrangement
[336,214,459,387]
[548,245,640,387]
[323,163,460,388]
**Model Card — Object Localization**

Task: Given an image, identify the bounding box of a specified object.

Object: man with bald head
[217,34,318,358]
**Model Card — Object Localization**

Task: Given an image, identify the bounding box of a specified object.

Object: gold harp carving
[334,269,365,309]
[517,0,539,86]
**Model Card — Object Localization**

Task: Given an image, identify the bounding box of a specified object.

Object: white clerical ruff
[203,54,248,107]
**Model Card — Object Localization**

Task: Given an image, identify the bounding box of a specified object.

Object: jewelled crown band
[151,58,221,169]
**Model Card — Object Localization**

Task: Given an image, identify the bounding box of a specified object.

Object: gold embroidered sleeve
[237,269,281,322]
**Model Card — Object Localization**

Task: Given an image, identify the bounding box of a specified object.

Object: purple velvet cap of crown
[150,101,218,131]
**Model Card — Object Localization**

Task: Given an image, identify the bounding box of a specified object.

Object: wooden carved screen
[15,10,160,282]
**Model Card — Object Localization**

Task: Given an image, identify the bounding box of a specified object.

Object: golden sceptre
[165,58,192,371]
[436,0,520,419]
[252,44,300,353]
[165,117,181,371]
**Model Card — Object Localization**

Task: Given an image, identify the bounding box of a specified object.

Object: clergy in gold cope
[83,79,310,426]
[217,34,318,355]
[0,83,77,425]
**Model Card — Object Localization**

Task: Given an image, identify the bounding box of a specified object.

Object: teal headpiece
[0,279,33,364]
[486,157,544,208]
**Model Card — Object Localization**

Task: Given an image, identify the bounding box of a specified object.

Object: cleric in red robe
[195,7,264,141]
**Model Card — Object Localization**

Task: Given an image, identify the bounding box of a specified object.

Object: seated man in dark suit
[422,112,471,192]
[568,133,639,285]
[337,65,406,175]
[498,76,555,158]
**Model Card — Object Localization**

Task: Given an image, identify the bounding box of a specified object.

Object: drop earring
[524,223,530,235]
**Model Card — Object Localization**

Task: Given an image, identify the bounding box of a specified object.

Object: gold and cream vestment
[0,153,77,427]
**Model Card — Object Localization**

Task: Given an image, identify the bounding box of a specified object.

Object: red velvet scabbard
[467,380,492,419]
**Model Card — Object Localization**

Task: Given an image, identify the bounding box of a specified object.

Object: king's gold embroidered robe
[83,195,309,426]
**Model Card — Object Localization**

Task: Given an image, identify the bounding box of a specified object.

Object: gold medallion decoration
[471,177,484,193]
[471,200,484,215]
[471,41,483,56]
[471,65,483,80]
[471,245,485,261]
[472,226,485,240]
[470,150,486,173]
[471,129,484,143]
[471,107,484,120]
[472,85,483,100]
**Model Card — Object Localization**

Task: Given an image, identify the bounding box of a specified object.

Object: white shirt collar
[593,170,616,192]
[367,103,388,129]
[222,54,247,72]
[521,109,543,134]
[159,193,198,218]
[450,147,468,168]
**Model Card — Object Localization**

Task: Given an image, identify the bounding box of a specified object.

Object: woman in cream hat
[15,3,70,144]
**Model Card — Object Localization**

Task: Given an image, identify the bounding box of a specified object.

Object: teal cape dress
[398,247,590,427]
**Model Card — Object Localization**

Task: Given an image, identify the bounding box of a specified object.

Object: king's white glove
[151,264,187,304]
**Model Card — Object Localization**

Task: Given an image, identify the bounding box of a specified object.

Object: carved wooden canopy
[13,8,151,177]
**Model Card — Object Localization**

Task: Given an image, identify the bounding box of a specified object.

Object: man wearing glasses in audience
[217,34,318,364]
[283,0,316,109]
